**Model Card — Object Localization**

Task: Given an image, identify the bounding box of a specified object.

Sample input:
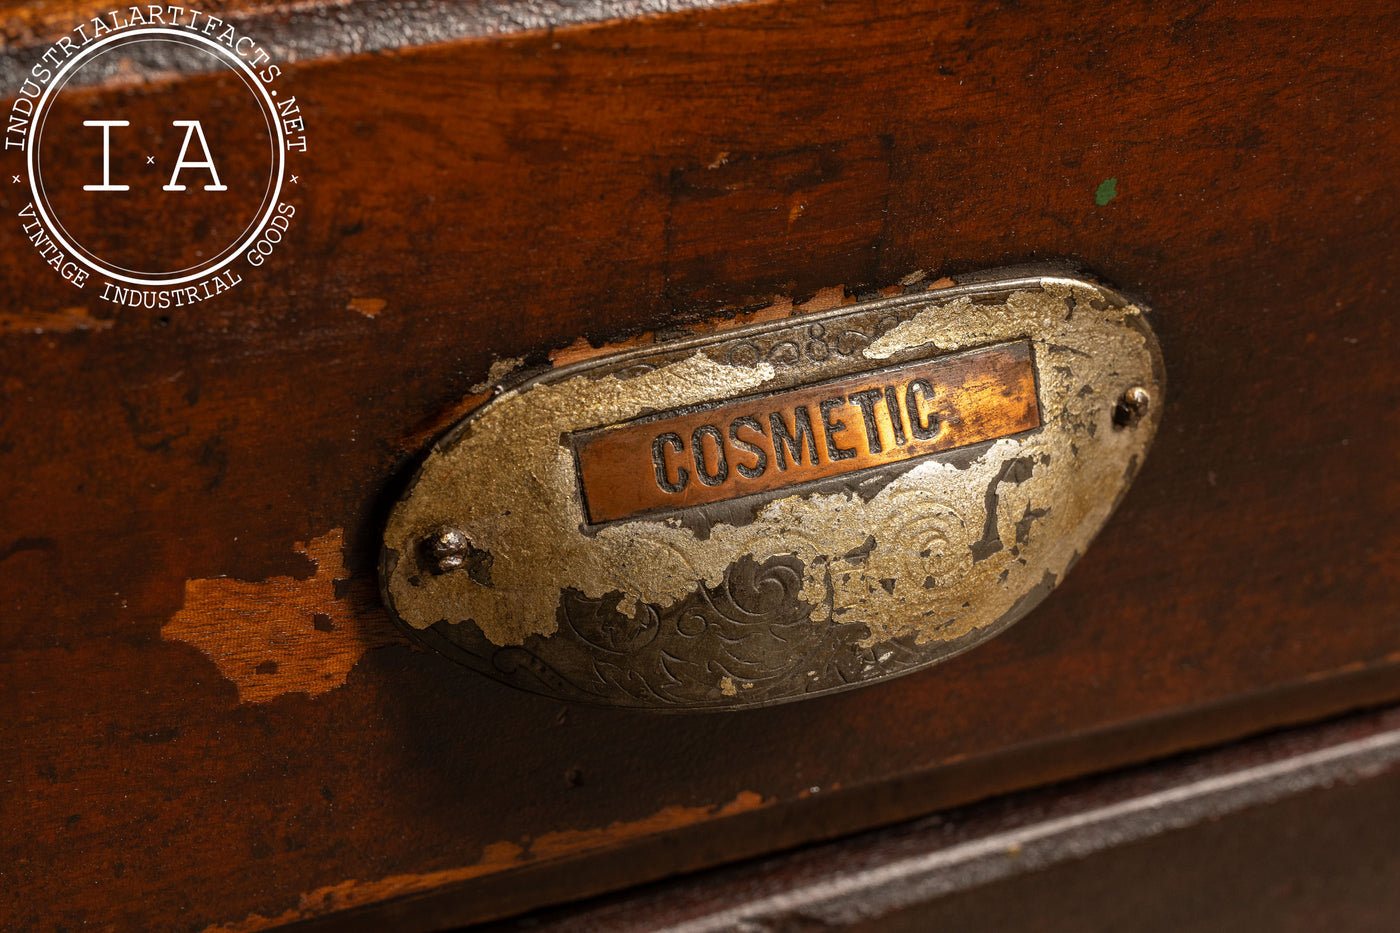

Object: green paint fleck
[1095,177,1118,206]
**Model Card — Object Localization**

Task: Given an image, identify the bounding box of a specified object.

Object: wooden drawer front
[3,0,1398,929]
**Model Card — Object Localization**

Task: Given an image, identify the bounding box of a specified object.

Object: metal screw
[422,526,469,574]
[1113,386,1151,428]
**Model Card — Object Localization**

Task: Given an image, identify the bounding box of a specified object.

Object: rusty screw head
[422,526,469,574]
[1112,386,1152,428]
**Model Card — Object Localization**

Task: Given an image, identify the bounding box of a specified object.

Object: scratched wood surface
[482,706,1400,933]
[2,1,1399,930]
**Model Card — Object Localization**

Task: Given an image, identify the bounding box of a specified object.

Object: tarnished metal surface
[573,341,1041,523]
[380,275,1164,710]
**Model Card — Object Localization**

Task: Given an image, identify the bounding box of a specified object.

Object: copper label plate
[381,275,1164,710]
[573,341,1041,523]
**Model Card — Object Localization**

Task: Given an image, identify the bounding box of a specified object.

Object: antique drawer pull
[381,274,1164,710]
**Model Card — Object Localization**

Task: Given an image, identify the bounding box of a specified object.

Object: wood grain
[2,0,1399,930]
[162,528,405,704]
[484,705,1400,933]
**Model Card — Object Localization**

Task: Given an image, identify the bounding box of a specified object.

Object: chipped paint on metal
[381,275,1163,709]
[384,352,778,646]
[469,355,527,393]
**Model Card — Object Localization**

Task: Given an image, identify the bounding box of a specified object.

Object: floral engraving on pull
[383,278,1163,710]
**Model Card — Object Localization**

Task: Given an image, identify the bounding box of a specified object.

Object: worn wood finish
[486,704,1400,933]
[3,0,1399,930]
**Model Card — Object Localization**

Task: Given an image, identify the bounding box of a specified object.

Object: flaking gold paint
[384,279,1159,667]
[385,353,779,645]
